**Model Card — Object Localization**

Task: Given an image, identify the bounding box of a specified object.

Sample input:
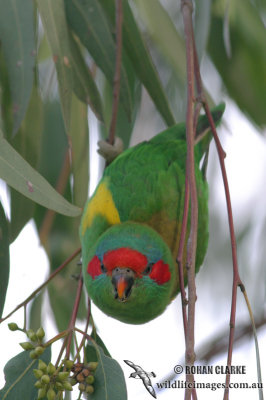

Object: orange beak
[111,267,135,301]
[116,277,128,299]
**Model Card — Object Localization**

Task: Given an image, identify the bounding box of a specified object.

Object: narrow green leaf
[0,0,35,135]
[64,0,133,121]
[0,202,9,317]
[0,130,81,217]
[133,0,186,81]
[68,30,104,121]
[100,77,141,149]
[86,341,127,400]
[10,85,43,242]
[0,48,13,135]
[208,0,266,126]
[0,347,51,400]
[101,0,176,127]
[194,0,212,60]
[37,0,72,132]
[69,94,89,208]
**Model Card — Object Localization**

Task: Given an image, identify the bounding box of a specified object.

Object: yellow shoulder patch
[81,181,120,235]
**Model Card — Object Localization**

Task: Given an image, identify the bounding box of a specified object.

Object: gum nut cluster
[33,359,74,400]
[18,327,46,359]
[70,361,98,395]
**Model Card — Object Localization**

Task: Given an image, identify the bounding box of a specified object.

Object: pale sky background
[0,100,266,399]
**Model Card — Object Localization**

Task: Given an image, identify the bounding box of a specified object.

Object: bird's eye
[143,263,154,275]
[101,263,107,273]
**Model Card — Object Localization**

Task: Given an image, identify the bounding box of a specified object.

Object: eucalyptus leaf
[10,84,43,242]
[68,30,104,121]
[37,0,73,133]
[0,0,35,135]
[0,201,9,317]
[64,0,134,121]
[85,330,111,361]
[86,341,127,400]
[209,0,266,126]
[133,0,186,81]
[101,0,176,127]
[68,94,89,208]
[0,347,51,400]
[0,131,81,217]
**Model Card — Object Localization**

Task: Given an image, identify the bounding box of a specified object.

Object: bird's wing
[142,377,157,399]
[124,360,143,372]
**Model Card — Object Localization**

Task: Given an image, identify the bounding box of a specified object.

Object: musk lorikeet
[80,104,225,324]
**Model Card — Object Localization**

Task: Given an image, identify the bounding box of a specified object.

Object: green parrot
[80,104,225,324]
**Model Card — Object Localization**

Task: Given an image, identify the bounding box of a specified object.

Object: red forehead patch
[103,248,147,276]
[87,255,101,279]
[149,260,171,285]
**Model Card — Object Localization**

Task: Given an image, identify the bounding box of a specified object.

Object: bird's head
[83,222,176,324]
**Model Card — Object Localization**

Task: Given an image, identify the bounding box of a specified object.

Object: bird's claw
[97,137,124,163]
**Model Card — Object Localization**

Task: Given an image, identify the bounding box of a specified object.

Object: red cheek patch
[149,260,171,285]
[87,256,101,279]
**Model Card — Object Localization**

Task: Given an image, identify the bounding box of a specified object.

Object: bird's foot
[97,137,124,164]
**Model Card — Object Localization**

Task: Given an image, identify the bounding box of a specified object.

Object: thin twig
[202,102,243,400]
[157,317,266,391]
[176,173,189,336]
[65,272,84,360]
[108,0,123,145]
[189,5,245,398]
[181,1,198,399]
[75,297,91,363]
[0,247,81,324]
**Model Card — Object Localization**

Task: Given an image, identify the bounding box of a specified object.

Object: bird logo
[124,360,157,398]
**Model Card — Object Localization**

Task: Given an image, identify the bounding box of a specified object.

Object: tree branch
[181,1,198,399]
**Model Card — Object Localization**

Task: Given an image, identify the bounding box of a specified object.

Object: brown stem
[75,297,91,363]
[202,102,243,400]
[65,272,84,360]
[176,173,189,337]
[0,247,81,324]
[181,1,198,399]
[191,17,244,398]
[108,0,123,145]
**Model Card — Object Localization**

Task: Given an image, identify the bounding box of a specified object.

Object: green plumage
[80,104,225,324]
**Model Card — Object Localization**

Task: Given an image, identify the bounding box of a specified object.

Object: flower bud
[64,359,74,370]
[57,371,69,382]
[87,362,98,371]
[86,375,95,384]
[41,374,50,385]
[8,322,19,331]
[20,342,34,351]
[85,384,94,394]
[36,327,45,340]
[30,350,38,359]
[26,329,37,342]
[35,346,44,356]
[47,362,56,375]
[33,369,43,379]
[63,381,73,391]
[78,383,86,392]
[68,378,77,386]
[37,388,47,399]
[38,360,47,372]
[34,380,43,389]
[55,381,63,390]
[47,388,56,400]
